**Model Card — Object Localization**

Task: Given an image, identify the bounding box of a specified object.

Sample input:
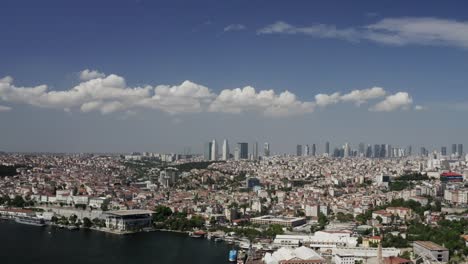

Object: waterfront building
[104,210,153,232]
[251,215,306,227]
[263,246,325,264]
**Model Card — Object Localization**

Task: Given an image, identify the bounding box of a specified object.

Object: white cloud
[79,69,106,81]
[315,92,341,107]
[224,24,246,32]
[365,17,468,48]
[369,92,413,112]
[341,87,386,106]
[258,21,359,42]
[209,86,315,117]
[0,105,11,112]
[258,17,468,49]
[414,105,426,111]
[0,71,418,116]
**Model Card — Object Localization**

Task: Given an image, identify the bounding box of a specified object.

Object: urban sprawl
[0,140,467,264]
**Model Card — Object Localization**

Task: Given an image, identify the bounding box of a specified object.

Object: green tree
[82,217,92,228]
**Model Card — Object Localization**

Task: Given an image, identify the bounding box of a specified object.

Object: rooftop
[105,210,154,216]
[414,241,448,251]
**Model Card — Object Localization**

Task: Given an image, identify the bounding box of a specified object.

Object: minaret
[377,234,383,264]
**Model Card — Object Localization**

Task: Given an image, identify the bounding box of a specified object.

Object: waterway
[0,221,232,263]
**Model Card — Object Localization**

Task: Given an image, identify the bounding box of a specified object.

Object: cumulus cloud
[209,86,315,116]
[0,71,418,117]
[369,92,413,112]
[315,92,341,107]
[224,24,246,32]
[0,105,11,112]
[341,87,386,106]
[79,69,106,81]
[258,17,468,49]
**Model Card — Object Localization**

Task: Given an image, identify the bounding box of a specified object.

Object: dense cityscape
[1,140,467,263]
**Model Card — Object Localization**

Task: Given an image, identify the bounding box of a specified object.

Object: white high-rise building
[304,145,310,156]
[344,143,350,158]
[211,139,218,161]
[264,142,270,157]
[222,139,229,160]
[252,141,258,160]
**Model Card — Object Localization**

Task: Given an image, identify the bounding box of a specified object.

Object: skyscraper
[325,142,330,156]
[264,142,270,157]
[374,144,380,158]
[204,142,212,160]
[296,144,302,156]
[311,144,316,156]
[458,144,463,157]
[343,143,350,158]
[210,139,218,161]
[358,143,365,157]
[366,144,373,158]
[441,146,447,156]
[238,143,248,159]
[452,144,457,155]
[252,141,258,160]
[304,144,310,156]
[222,139,229,160]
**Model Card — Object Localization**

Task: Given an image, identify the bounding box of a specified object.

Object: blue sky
[1,0,468,153]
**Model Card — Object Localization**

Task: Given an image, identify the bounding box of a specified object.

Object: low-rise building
[413,241,449,263]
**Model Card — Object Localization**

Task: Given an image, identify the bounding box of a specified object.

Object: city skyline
[1,0,468,153]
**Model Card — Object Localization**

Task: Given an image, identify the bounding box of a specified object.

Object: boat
[67,226,79,231]
[239,241,251,250]
[228,249,237,262]
[14,216,46,227]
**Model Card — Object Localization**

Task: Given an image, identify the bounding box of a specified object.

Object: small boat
[213,237,223,242]
[229,249,237,262]
[67,226,79,231]
[189,230,206,238]
[14,216,46,227]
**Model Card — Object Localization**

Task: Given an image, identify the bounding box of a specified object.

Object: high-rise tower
[210,139,218,161]
[222,139,229,160]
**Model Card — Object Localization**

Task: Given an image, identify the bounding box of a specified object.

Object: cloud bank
[0,70,418,117]
[258,17,468,49]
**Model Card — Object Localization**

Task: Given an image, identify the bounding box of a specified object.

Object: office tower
[222,139,229,161]
[420,147,427,157]
[234,146,240,161]
[238,143,248,159]
[366,144,372,158]
[407,145,412,156]
[311,144,316,156]
[204,142,212,160]
[325,142,330,155]
[386,144,392,158]
[211,139,218,161]
[458,144,463,157]
[296,144,302,156]
[358,143,365,157]
[380,144,386,158]
[452,144,457,155]
[374,144,380,158]
[304,144,310,156]
[252,141,258,160]
[343,143,350,158]
[264,142,270,157]
[441,146,447,156]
